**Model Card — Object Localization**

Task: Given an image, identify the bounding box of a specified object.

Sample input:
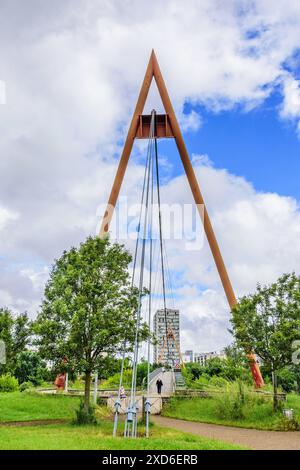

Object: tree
[0,308,31,374]
[12,313,32,357]
[231,273,300,410]
[14,351,48,386]
[34,236,149,412]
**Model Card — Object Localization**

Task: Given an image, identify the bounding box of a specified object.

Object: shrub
[100,369,132,389]
[73,400,97,425]
[14,351,48,386]
[216,392,244,420]
[194,374,210,389]
[19,381,33,392]
[275,415,300,431]
[215,381,248,421]
[0,374,19,392]
[209,376,229,388]
[277,368,296,393]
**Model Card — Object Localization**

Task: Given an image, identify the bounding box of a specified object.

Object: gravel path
[152,416,300,450]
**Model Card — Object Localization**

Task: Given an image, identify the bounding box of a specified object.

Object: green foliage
[215,381,247,420]
[100,361,153,390]
[274,415,300,431]
[231,273,300,409]
[0,309,32,374]
[277,367,296,393]
[209,376,230,388]
[19,381,33,392]
[136,361,151,387]
[101,369,132,389]
[0,374,19,392]
[34,236,150,409]
[163,389,300,430]
[183,345,252,390]
[232,272,300,371]
[14,351,48,386]
[73,400,97,425]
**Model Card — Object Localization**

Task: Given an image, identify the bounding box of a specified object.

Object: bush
[73,401,97,425]
[275,415,300,431]
[209,376,229,388]
[100,369,132,389]
[14,351,48,386]
[277,368,296,393]
[19,381,33,392]
[215,381,248,421]
[0,374,19,392]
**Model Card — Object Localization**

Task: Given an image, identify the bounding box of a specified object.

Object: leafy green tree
[205,357,224,377]
[14,351,48,386]
[0,309,31,374]
[136,360,153,387]
[12,313,32,357]
[34,236,149,411]
[231,273,300,410]
[277,367,296,393]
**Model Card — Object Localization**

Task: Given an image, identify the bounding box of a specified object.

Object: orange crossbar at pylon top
[98,50,264,388]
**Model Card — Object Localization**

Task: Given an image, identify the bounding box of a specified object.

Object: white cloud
[0,206,18,231]
[142,162,300,352]
[0,80,6,104]
[281,74,300,119]
[180,110,202,133]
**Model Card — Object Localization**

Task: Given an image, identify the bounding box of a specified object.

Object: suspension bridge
[98,50,264,439]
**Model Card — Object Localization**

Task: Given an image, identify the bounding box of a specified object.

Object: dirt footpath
[152,415,300,450]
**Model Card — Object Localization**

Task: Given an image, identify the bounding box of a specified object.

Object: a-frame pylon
[99,50,264,387]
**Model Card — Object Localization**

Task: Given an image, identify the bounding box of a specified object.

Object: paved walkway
[152,416,300,450]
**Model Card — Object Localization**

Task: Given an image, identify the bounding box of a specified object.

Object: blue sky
[159,93,300,201]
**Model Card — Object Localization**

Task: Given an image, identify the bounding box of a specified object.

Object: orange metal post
[99,52,154,236]
[152,52,236,309]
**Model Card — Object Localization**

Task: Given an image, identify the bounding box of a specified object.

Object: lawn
[162,394,300,431]
[0,392,244,449]
[0,421,244,450]
[0,392,80,422]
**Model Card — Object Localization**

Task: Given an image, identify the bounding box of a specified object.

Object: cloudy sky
[0,0,300,354]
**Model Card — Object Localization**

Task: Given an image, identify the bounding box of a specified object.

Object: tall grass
[215,381,260,420]
[163,381,300,430]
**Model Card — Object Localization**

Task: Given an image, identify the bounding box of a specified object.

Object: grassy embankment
[0,392,244,450]
[162,393,300,431]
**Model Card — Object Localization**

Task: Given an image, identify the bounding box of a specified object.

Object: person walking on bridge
[156,378,163,394]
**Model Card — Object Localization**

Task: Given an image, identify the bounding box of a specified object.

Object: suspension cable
[116,110,173,439]
[145,119,155,437]
[154,124,171,366]
[113,116,154,438]
[124,111,155,438]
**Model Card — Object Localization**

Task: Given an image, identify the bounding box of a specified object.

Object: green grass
[162,394,300,431]
[0,421,244,450]
[0,392,80,422]
[0,392,244,449]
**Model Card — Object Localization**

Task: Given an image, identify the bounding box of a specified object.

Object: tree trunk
[84,371,91,412]
[272,369,278,411]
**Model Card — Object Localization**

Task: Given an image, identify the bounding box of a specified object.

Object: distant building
[153,309,180,367]
[194,350,226,366]
[183,350,194,363]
